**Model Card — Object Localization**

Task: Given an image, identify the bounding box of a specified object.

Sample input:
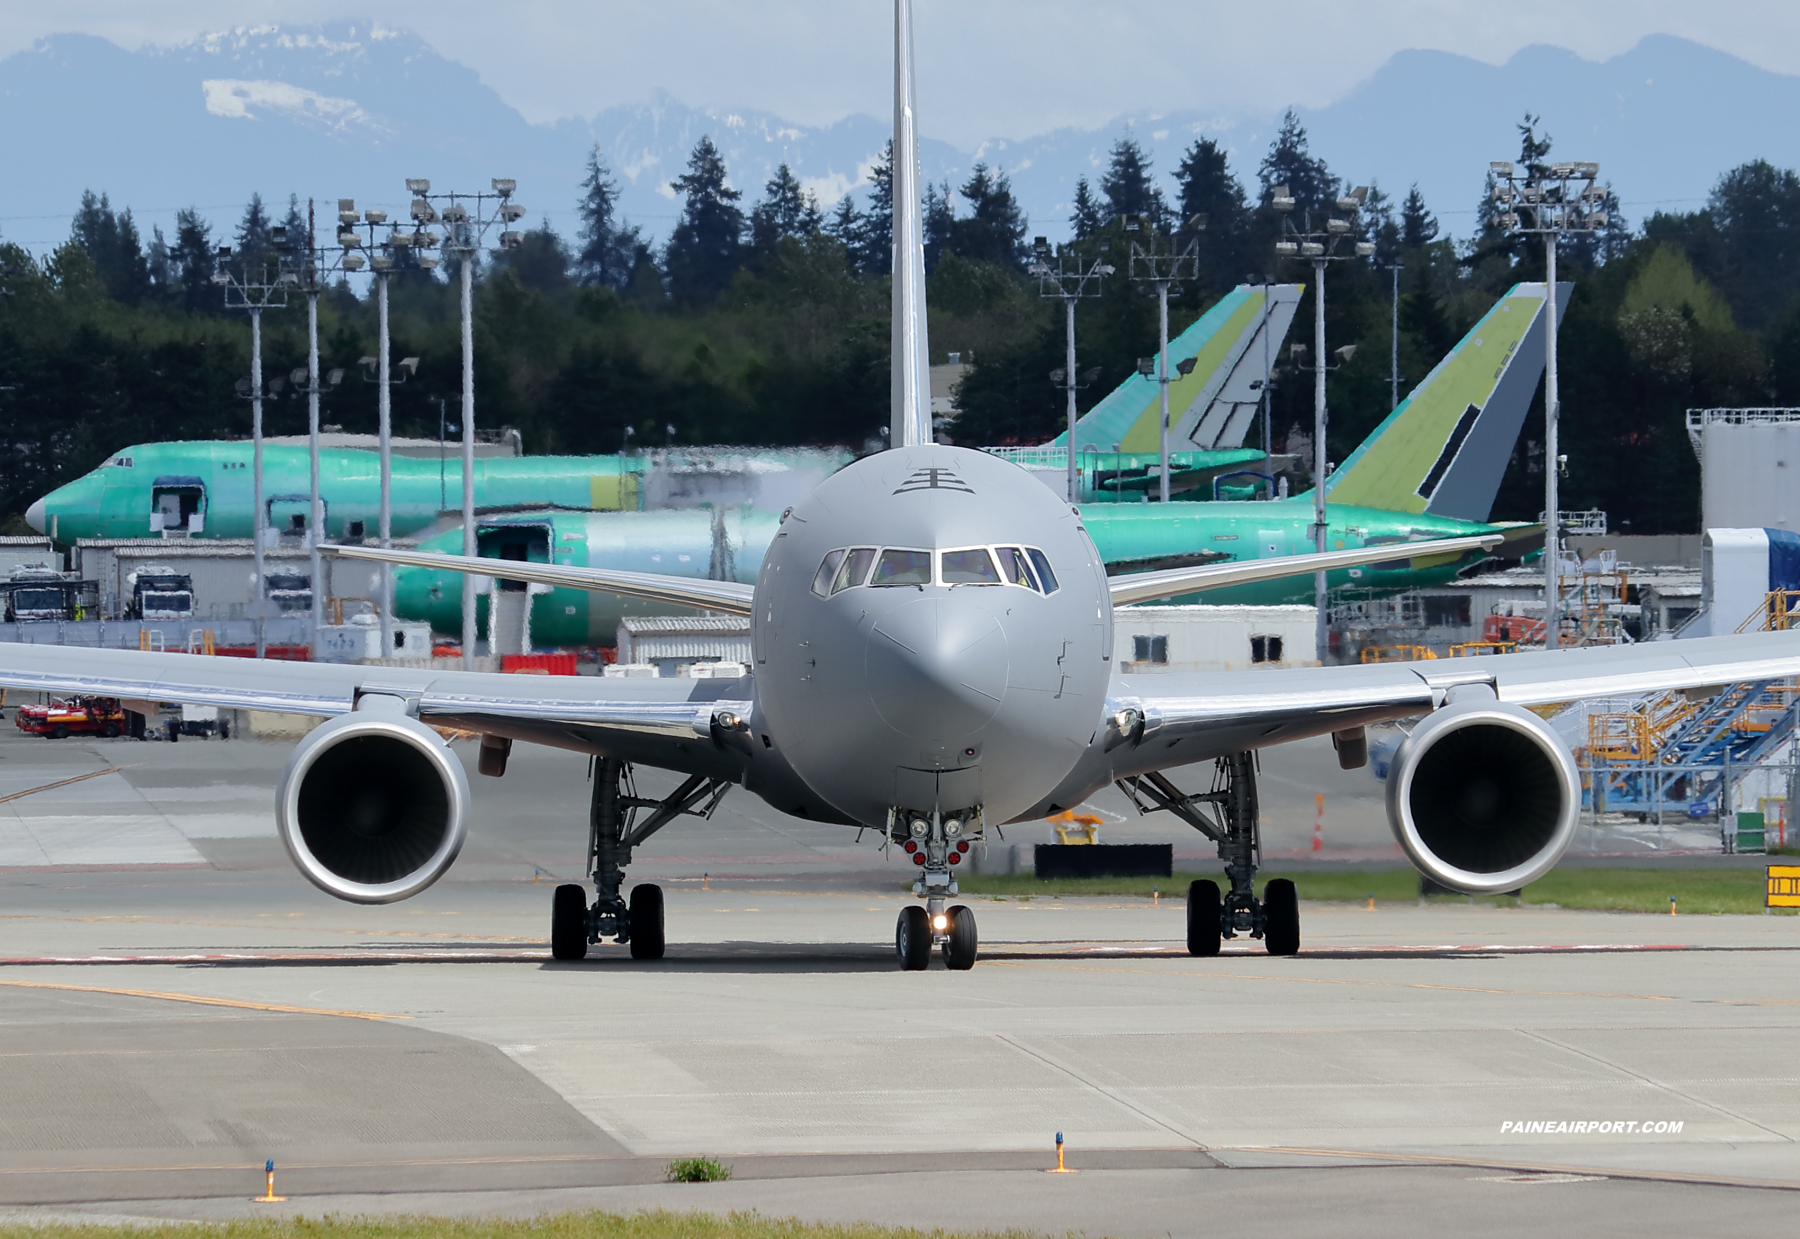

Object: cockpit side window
[870,548,932,586]
[811,549,845,598]
[1027,548,1060,594]
[995,546,1039,591]
[941,547,1001,585]
[832,547,877,594]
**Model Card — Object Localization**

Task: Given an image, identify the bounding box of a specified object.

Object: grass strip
[0,1211,1042,1239]
[956,867,1796,915]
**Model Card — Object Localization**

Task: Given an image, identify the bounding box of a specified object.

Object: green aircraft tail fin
[1048,283,1302,452]
[1324,281,1569,521]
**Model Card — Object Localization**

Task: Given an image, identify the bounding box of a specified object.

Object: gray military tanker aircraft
[4,1,1800,970]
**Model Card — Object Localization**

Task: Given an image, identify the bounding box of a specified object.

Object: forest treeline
[3,112,1800,534]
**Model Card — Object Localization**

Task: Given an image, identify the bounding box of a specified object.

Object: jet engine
[1385,694,1579,895]
[276,709,470,904]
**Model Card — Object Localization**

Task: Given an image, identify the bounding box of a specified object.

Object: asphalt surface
[0,720,1796,1235]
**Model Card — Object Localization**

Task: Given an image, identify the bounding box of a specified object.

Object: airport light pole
[215,235,296,658]
[1027,236,1113,502]
[1272,184,1375,662]
[342,203,422,660]
[406,178,524,670]
[1127,215,1203,503]
[1488,159,1604,649]
[284,201,349,657]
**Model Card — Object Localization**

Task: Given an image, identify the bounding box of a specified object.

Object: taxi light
[932,915,949,931]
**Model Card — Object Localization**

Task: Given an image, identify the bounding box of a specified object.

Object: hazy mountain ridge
[2,25,1797,254]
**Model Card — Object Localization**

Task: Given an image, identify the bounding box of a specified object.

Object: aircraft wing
[1100,628,1800,776]
[325,543,756,616]
[0,643,751,774]
[1107,534,1501,606]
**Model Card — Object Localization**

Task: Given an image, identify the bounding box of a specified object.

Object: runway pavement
[0,721,1796,1235]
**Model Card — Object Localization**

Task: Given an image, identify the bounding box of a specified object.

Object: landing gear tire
[628,883,666,960]
[896,905,931,970]
[1263,878,1300,956]
[943,904,978,970]
[551,884,589,961]
[1186,880,1222,957]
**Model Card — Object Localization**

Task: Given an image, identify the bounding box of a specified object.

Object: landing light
[944,818,963,838]
[932,915,949,931]
[909,818,929,839]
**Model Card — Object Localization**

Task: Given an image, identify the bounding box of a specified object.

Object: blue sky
[5,1,1796,147]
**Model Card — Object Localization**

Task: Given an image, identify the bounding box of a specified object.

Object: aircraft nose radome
[867,597,1008,742]
[23,497,45,534]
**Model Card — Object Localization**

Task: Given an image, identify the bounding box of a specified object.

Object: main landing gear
[550,757,731,962]
[891,808,980,970]
[1119,751,1300,957]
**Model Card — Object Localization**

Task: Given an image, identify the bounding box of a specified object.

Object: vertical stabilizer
[891,0,932,448]
[1048,284,1302,451]
[1324,281,1571,521]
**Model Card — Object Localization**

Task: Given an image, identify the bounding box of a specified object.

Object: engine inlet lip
[1387,700,1580,896]
[276,713,470,904]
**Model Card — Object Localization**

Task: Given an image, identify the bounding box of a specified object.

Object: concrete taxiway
[0,722,1795,1235]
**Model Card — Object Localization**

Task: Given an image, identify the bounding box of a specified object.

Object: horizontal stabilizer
[1107,534,1502,607]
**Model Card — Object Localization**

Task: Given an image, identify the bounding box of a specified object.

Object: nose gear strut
[549,757,731,962]
[1117,751,1299,956]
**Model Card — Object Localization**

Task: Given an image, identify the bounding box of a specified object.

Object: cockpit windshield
[810,545,1057,595]
[870,548,933,586]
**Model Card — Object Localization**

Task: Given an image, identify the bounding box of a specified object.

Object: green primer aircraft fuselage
[395,501,1530,648]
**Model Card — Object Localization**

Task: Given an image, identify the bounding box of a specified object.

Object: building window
[1423,596,1472,628]
[1251,634,1284,663]
[1132,635,1168,664]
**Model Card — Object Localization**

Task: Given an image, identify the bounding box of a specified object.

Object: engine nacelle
[276,710,470,904]
[1386,695,1579,895]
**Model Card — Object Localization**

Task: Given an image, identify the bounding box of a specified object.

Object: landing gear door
[150,477,206,534]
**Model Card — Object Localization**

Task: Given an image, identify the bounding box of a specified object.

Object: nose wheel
[896,903,978,970]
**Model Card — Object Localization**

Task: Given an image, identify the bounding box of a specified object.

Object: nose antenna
[890,0,932,449]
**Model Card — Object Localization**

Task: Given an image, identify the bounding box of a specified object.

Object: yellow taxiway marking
[0,978,407,1021]
[0,764,132,804]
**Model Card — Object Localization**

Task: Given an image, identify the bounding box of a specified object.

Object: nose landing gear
[891,806,981,970]
[548,757,730,962]
[1121,751,1299,956]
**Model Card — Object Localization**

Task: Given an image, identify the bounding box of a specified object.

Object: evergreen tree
[750,163,822,256]
[946,163,1027,268]
[923,179,954,272]
[823,195,863,270]
[498,219,572,292]
[147,225,174,301]
[1361,182,1400,266]
[1100,136,1166,228]
[280,195,307,249]
[235,193,274,273]
[1257,110,1336,217]
[69,190,150,304]
[1173,138,1250,290]
[171,207,216,313]
[863,141,894,276]
[664,137,746,304]
[575,144,641,288]
[1070,177,1103,240]
[1400,185,1438,249]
